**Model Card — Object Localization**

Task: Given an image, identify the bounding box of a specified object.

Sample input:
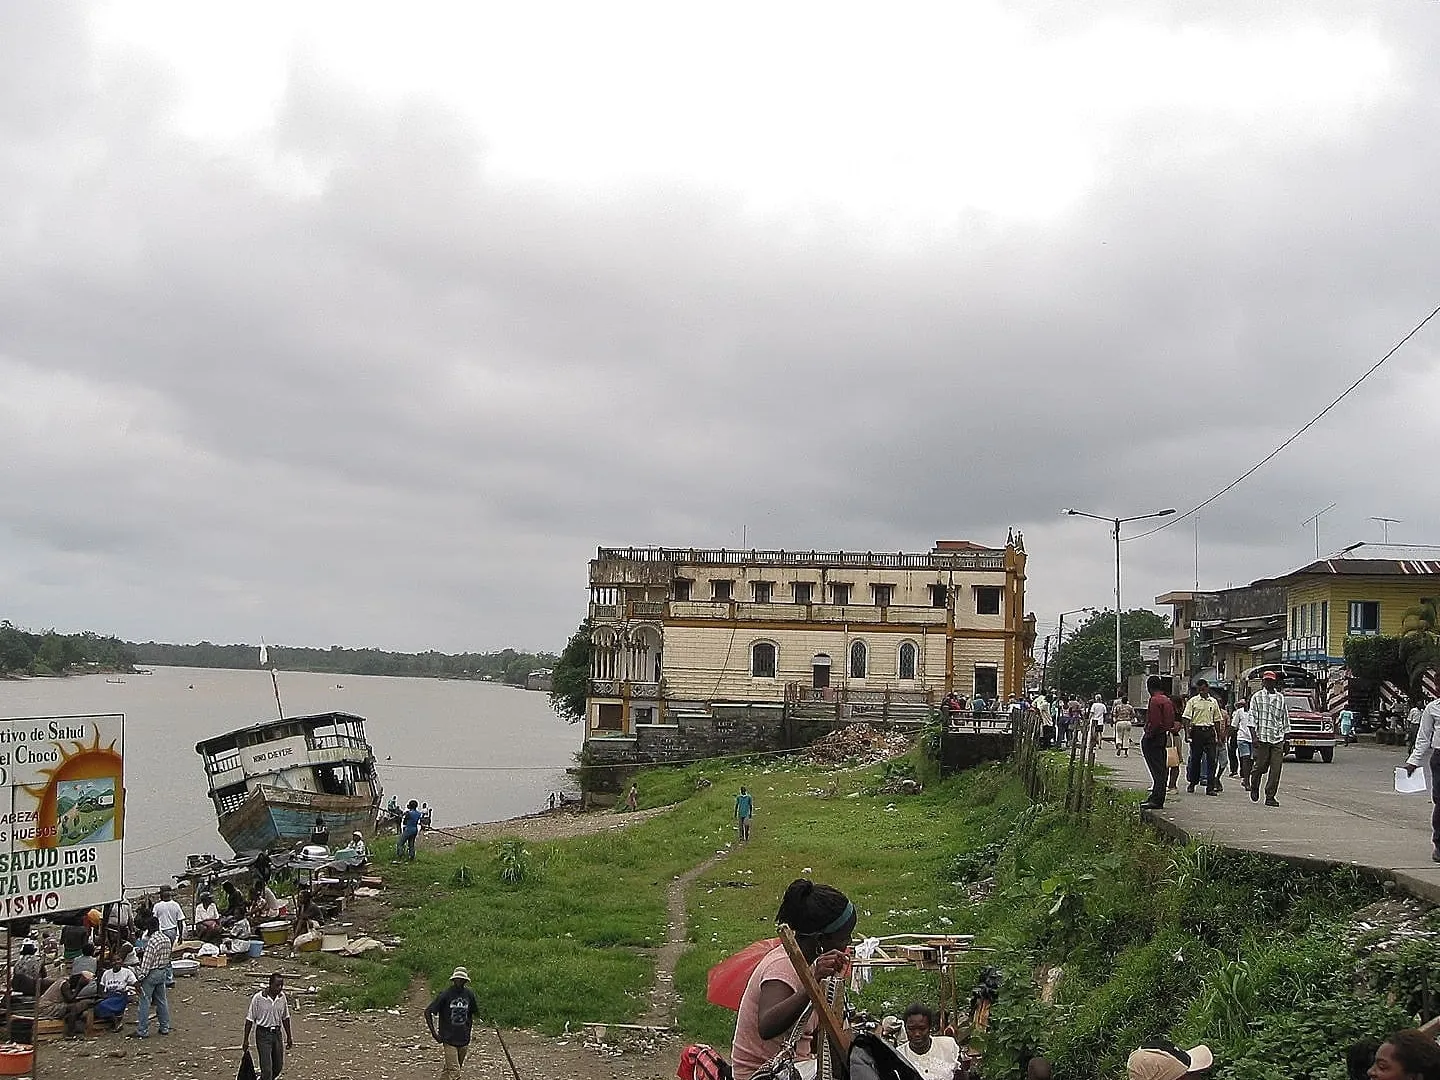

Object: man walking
[1184,681,1224,796]
[735,786,754,842]
[1248,670,1288,807]
[1089,695,1108,748]
[397,800,422,861]
[130,915,171,1039]
[1140,676,1178,810]
[1403,694,1440,861]
[426,966,480,1080]
[153,885,185,987]
[1113,698,1136,756]
[244,973,294,1080]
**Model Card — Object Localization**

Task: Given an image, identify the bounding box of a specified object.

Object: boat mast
[260,641,285,720]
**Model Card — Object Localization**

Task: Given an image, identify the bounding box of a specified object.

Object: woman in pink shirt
[730,880,856,1080]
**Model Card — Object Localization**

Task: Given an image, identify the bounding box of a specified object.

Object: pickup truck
[1283,690,1336,763]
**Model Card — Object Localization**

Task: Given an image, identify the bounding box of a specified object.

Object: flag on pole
[259,643,269,667]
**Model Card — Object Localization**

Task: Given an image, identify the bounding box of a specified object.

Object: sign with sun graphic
[0,713,124,921]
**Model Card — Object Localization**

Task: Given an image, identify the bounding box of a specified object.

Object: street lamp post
[1062,506,1177,700]
[1047,606,1097,694]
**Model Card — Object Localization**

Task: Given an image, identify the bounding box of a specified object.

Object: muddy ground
[38,807,686,1080]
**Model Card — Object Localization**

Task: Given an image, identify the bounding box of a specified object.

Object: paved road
[1098,736,1440,902]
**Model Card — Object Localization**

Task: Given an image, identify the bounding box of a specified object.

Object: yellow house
[1254,557,1440,668]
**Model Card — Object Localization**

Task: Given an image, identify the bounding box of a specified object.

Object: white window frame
[849,639,868,679]
[750,640,778,679]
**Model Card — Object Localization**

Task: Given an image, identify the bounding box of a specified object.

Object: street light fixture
[1062,506,1177,699]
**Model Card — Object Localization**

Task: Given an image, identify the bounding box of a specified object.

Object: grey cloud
[2,2,1440,649]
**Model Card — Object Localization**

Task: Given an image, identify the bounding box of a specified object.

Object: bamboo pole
[777,925,851,1063]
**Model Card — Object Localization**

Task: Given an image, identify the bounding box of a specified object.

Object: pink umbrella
[706,938,782,1010]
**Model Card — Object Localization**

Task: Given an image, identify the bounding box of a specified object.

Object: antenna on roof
[1300,503,1337,560]
[1370,516,1402,544]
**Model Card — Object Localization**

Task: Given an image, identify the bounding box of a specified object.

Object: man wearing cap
[426,966,480,1079]
[1249,671,1288,807]
[1127,1041,1213,1080]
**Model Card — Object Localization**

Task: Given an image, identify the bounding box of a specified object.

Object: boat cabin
[196,712,379,818]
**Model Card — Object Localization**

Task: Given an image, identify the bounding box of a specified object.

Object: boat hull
[217,786,379,854]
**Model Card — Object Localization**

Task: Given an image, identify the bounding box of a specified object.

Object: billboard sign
[0,713,124,921]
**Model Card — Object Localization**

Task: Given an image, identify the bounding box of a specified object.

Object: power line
[1124,300,1440,542]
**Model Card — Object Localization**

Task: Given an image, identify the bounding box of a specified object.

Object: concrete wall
[581,705,842,797]
[939,729,1015,775]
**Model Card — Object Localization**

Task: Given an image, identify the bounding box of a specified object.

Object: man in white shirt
[244,973,294,1080]
[1089,695,1109,747]
[1404,696,1440,862]
[895,1003,963,1080]
[153,886,185,988]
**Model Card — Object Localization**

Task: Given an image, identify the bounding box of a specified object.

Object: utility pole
[1040,634,1053,694]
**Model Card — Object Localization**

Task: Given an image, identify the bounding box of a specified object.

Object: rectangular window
[831,583,851,606]
[752,581,772,603]
[872,584,893,607]
[930,584,948,608]
[974,586,1002,616]
[793,582,813,605]
[672,579,691,602]
[633,707,654,725]
[712,579,733,602]
[1348,600,1380,635]
[1321,601,1329,647]
[1291,606,1299,636]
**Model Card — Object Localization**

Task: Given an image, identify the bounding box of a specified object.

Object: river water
[0,666,582,891]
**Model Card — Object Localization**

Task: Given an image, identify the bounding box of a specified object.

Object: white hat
[1127,1044,1213,1080]
[450,966,470,982]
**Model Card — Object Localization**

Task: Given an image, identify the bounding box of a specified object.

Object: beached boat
[195,712,383,854]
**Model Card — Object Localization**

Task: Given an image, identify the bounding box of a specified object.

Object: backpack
[678,1044,733,1080]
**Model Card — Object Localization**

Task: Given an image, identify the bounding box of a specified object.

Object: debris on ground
[803,725,914,766]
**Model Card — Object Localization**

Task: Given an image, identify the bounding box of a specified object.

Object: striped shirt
[246,991,291,1030]
[1249,689,1289,745]
[136,934,172,980]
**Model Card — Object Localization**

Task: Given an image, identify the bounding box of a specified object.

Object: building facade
[583,537,1033,740]
[1264,558,1440,668]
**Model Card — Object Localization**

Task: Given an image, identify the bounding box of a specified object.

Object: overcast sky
[3,1,1439,653]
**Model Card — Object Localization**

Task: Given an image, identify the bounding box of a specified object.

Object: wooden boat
[196,712,382,854]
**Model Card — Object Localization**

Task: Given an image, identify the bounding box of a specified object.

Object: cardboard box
[199,954,228,968]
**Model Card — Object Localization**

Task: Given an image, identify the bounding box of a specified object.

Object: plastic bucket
[248,940,265,958]
[0,1045,34,1076]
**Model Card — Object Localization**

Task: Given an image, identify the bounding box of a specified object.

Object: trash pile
[804,724,913,766]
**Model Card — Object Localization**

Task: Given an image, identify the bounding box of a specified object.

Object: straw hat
[1127,1044,1213,1080]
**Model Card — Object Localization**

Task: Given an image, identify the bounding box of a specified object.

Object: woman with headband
[731,879,858,1080]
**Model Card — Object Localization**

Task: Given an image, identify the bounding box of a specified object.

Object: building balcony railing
[589,679,663,698]
[667,601,950,624]
[596,546,1007,571]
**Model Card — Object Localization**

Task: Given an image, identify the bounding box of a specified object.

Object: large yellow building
[1264,557,1440,667]
[584,537,1033,738]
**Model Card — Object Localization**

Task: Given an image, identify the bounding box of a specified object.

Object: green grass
[327,748,1438,1080]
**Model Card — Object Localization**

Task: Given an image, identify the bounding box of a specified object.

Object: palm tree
[1399,598,1440,698]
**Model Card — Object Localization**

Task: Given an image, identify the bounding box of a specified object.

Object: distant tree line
[0,621,137,676]
[127,640,558,684]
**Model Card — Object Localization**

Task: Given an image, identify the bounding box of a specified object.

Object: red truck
[1282,689,1336,763]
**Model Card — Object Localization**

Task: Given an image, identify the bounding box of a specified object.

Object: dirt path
[639,849,731,1028]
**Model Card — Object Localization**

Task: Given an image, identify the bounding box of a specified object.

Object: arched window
[751,641,777,679]
[898,642,917,681]
[850,640,868,679]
